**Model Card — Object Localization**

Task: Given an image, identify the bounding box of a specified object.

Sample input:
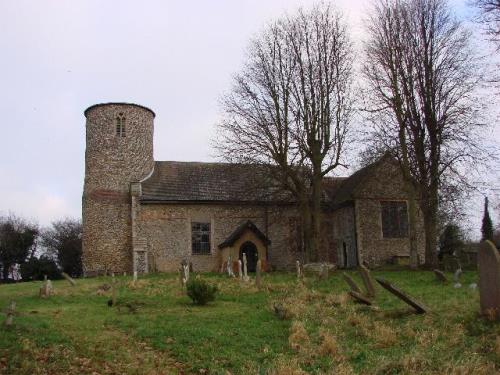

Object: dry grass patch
[288,321,310,353]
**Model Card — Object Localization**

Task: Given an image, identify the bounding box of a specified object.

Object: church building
[82,103,425,275]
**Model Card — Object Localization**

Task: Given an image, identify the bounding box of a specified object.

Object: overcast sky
[0,0,498,235]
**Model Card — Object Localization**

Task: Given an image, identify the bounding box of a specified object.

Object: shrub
[186,278,218,305]
[20,255,61,281]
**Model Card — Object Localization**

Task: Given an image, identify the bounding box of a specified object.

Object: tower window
[116,113,126,137]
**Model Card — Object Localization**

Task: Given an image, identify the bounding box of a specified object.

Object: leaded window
[192,222,211,254]
[381,201,409,238]
[116,113,126,137]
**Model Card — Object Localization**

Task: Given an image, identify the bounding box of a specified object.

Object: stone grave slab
[376,277,428,314]
[349,291,372,305]
[433,269,447,283]
[359,265,376,298]
[478,240,500,320]
[343,273,362,294]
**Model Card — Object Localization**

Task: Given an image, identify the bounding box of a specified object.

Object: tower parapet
[82,103,154,275]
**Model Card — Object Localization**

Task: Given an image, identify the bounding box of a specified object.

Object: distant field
[0,270,498,374]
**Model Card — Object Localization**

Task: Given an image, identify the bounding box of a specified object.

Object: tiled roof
[140,161,292,203]
[140,155,394,205]
[218,220,271,249]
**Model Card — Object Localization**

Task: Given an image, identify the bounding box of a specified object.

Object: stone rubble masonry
[137,203,300,272]
[82,103,154,275]
[353,160,426,267]
[81,103,426,274]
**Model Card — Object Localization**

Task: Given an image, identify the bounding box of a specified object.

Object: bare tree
[473,0,500,46]
[216,4,355,261]
[362,0,485,267]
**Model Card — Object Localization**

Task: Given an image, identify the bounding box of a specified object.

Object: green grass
[0,270,498,374]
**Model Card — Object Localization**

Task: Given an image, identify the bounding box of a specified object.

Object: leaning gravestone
[433,269,447,283]
[62,272,76,286]
[349,291,372,305]
[376,278,428,314]
[359,265,376,298]
[343,273,362,294]
[478,240,500,320]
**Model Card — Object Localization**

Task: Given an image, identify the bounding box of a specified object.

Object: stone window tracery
[381,201,409,238]
[116,113,126,137]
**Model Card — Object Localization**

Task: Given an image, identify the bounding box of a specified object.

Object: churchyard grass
[0,270,498,374]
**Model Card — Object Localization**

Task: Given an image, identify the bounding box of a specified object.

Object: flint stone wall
[82,103,154,275]
[137,203,300,272]
[353,159,425,267]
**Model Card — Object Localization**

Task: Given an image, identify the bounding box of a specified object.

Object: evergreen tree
[481,197,494,241]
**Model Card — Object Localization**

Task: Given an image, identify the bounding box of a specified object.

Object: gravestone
[433,269,447,283]
[242,253,249,282]
[376,277,428,314]
[238,260,243,280]
[39,279,53,298]
[349,291,372,305]
[256,259,262,289]
[133,271,138,285]
[478,240,500,320]
[359,265,376,298]
[183,264,190,285]
[4,301,15,327]
[319,264,329,280]
[453,268,462,288]
[343,273,362,294]
[62,272,76,286]
[227,256,235,277]
[296,260,302,280]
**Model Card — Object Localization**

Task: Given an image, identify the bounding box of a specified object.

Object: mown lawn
[0,270,498,374]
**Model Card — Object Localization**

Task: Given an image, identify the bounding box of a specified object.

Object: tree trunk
[422,194,439,268]
[407,187,419,269]
[309,174,323,263]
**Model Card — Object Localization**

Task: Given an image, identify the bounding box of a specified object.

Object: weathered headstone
[319,264,329,280]
[183,264,190,285]
[478,240,500,320]
[343,273,362,294]
[296,260,302,280]
[39,279,53,298]
[62,272,76,286]
[433,269,447,283]
[359,265,376,298]
[133,271,138,285]
[376,277,428,314]
[227,256,235,277]
[237,260,243,280]
[4,301,16,327]
[256,259,262,289]
[349,291,372,305]
[453,268,462,288]
[242,253,249,282]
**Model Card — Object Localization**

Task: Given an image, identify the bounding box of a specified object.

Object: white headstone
[243,253,249,282]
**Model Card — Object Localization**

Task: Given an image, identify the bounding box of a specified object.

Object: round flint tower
[82,103,154,275]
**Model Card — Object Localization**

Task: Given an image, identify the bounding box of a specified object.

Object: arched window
[116,113,126,137]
